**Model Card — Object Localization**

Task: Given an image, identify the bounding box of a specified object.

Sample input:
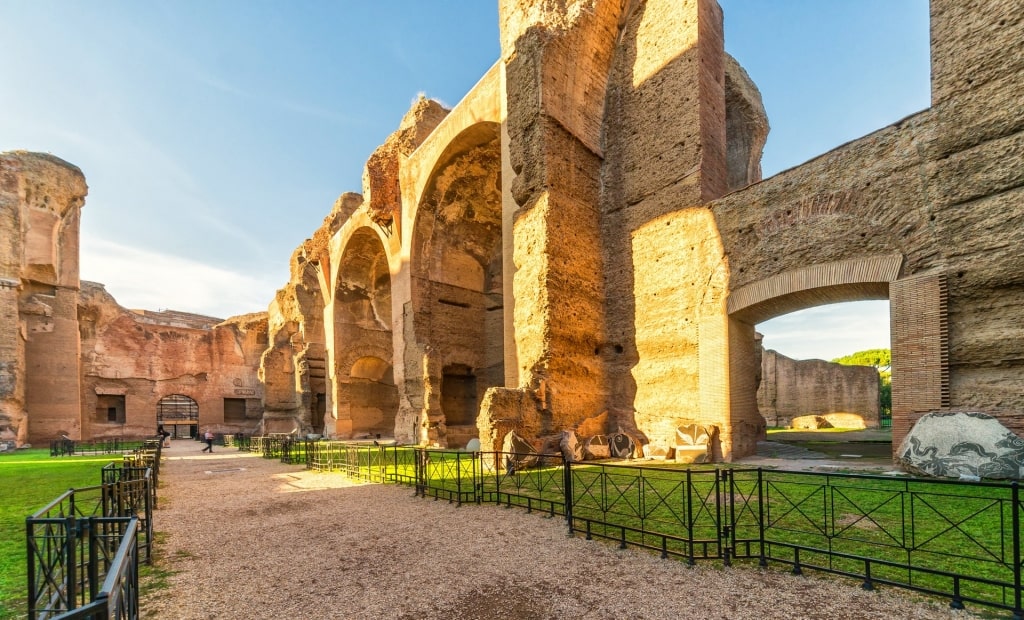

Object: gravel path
[141,444,979,619]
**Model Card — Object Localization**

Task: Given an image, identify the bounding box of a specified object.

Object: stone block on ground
[897,412,1024,480]
[583,434,610,460]
[608,433,636,459]
[791,415,832,430]
[559,430,584,462]
[502,430,539,473]
[674,423,712,463]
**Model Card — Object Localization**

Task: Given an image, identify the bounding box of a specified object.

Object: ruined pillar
[0,151,87,445]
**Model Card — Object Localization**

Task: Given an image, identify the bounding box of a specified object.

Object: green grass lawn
[0,449,119,620]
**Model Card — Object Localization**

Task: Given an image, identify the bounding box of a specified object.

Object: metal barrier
[50,438,155,457]
[26,484,152,619]
[48,518,140,620]
[27,453,157,619]
[312,448,1023,617]
[307,441,417,485]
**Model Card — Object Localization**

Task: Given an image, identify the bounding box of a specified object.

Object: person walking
[201,429,214,453]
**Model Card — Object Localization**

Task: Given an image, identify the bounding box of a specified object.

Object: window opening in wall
[224,398,247,422]
[97,394,126,424]
[755,300,891,458]
[157,394,199,437]
[441,365,478,426]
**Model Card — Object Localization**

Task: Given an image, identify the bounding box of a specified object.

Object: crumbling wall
[79,281,267,439]
[758,350,880,428]
[259,194,356,436]
[0,151,87,446]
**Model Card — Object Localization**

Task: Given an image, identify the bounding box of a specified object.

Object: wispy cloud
[758,301,890,361]
[80,237,283,318]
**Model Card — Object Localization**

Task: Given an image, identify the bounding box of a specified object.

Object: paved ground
[735,428,902,474]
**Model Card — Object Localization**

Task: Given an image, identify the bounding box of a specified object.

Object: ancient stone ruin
[3,0,1024,472]
[758,349,880,430]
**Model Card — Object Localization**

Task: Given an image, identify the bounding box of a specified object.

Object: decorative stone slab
[609,433,636,459]
[559,430,584,463]
[674,423,712,464]
[642,443,671,460]
[502,430,538,473]
[584,434,610,460]
[465,438,481,452]
[897,412,1024,480]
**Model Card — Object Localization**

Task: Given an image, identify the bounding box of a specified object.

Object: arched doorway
[333,227,396,438]
[410,122,503,447]
[157,394,199,439]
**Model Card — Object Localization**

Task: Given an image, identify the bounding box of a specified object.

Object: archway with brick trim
[726,255,949,454]
[409,121,503,448]
[333,227,396,439]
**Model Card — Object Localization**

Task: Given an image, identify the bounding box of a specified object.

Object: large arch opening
[156,394,199,439]
[726,256,948,459]
[334,228,396,439]
[756,300,890,432]
[411,122,503,447]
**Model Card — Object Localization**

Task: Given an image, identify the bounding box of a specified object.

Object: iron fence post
[67,516,78,612]
[1012,482,1021,620]
[456,452,463,506]
[682,469,694,565]
[26,518,36,619]
[721,468,732,567]
[88,518,100,600]
[757,468,766,567]
[564,459,573,532]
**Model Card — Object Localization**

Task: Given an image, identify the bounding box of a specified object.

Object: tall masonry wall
[4,0,1024,466]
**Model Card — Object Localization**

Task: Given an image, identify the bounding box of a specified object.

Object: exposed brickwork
[890,274,949,448]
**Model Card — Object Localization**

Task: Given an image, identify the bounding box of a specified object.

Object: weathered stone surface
[608,432,636,459]
[559,430,584,462]
[790,413,867,430]
[674,423,713,464]
[502,430,538,473]
[583,434,610,460]
[79,282,267,440]
[897,412,1024,480]
[1,151,86,445]
[5,0,1024,462]
[758,350,880,429]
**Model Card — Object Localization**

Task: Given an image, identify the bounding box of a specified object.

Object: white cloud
[757,300,890,361]
[80,237,283,319]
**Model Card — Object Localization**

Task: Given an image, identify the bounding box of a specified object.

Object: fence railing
[27,445,159,620]
[50,438,156,457]
[308,445,1023,618]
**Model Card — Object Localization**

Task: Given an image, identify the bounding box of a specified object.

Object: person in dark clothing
[201,429,214,453]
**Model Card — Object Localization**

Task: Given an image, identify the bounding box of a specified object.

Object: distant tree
[833,348,891,416]
[832,348,890,371]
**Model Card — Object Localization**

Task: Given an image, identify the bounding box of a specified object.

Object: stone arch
[724,254,947,455]
[409,121,504,447]
[333,227,396,438]
[156,393,199,439]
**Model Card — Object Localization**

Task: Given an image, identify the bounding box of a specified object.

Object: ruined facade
[1,151,267,446]
[5,0,1024,461]
[757,350,880,429]
[264,0,1024,460]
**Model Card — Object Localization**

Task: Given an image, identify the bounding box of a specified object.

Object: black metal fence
[50,438,155,457]
[26,445,159,619]
[307,445,1023,618]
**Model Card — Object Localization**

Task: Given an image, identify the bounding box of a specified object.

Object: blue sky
[0,1,930,361]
